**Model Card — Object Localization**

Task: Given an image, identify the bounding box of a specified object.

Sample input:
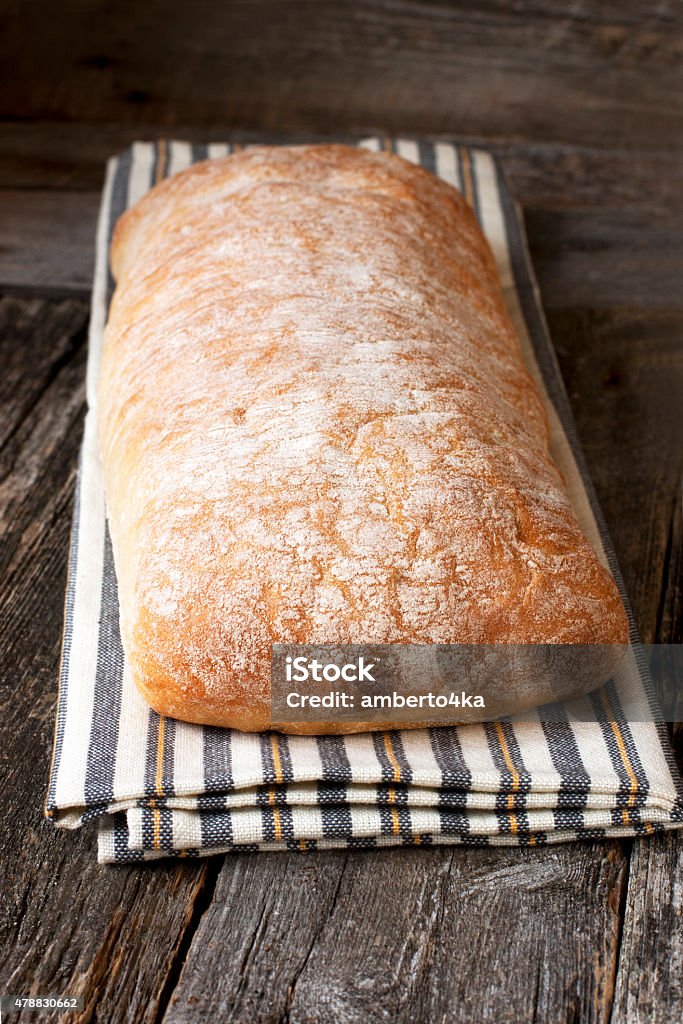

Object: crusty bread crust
[99,144,628,731]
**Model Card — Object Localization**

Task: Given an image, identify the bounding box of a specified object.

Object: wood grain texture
[0,190,99,297]
[164,844,628,1024]
[612,834,683,1023]
[0,123,680,217]
[164,852,348,1023]
[2,1,682,149]
[546,308,683,643]
[525,208,683,311]
[548,306,683,1024]
[0,296,215,1024]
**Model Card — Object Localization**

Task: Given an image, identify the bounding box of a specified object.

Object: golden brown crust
[99,144,629,732]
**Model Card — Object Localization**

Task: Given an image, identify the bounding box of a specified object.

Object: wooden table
[1,3,682,1021]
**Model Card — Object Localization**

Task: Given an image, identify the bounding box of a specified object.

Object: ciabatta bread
[99,144,628,732]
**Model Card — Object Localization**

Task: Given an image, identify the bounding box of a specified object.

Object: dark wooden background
[1,2,682,1022]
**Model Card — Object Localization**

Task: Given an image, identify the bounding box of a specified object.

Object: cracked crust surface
[99,144,628,731]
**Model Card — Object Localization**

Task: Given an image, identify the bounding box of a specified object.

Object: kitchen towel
[45,137,683,862]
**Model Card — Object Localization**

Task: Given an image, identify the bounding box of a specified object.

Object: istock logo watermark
[285,655,377,684]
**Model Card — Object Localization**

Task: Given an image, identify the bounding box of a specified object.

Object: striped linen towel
[45,137,683,863]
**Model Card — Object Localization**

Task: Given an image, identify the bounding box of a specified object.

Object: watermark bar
[271,644,682,727]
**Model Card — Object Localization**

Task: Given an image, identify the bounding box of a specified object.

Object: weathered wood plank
[546,308,683,642]
[0,122,680,220]
[164,844,628,1024]
[525,207,683,311]
[0,296,86,458]
[612,834,683,1024]
[0,296,215,1024]
[2,1,682,149]
[558,307,683,1024]
[163,851,349,1024]
[0,191,99,297]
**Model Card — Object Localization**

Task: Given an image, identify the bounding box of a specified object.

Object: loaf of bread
[99,144,628,732]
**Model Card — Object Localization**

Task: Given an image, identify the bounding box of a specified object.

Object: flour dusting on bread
[99,145,628,730]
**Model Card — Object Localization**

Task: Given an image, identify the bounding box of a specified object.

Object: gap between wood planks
[2,2,682,149]
[150,861,222,1024]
